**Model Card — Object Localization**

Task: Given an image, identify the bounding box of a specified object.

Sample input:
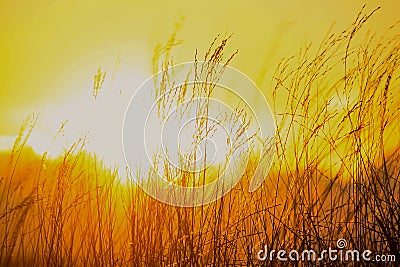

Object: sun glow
[2,68,149,179]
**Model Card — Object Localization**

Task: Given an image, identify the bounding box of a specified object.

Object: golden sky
[0,0,399,165]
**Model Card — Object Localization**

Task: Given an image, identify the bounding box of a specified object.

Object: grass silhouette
[1,7,399,266]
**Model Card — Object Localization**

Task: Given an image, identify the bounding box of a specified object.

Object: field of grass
[1,8,399,266]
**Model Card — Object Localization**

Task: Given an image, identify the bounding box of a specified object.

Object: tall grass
[0,7,399,266]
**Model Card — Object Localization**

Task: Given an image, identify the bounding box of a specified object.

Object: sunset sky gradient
[1,0,398,168]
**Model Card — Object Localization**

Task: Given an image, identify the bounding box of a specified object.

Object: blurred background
[0,0,398,167]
